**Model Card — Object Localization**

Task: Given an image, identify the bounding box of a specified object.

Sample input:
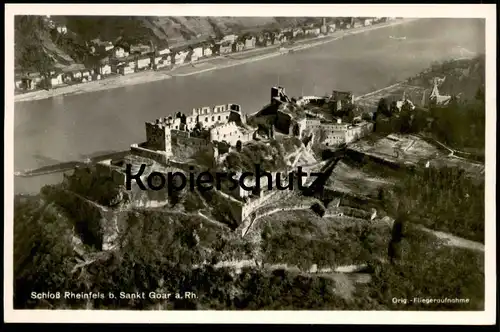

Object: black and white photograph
[4,4,496,324]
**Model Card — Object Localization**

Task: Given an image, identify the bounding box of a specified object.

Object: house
[328,24,336,33]
[278,35,288,43]
[244,36,256,50]
[154,56,163,67]
[130,44,152,55]
[174,51,186,65]
[103,42,114,52]
[353,20,363,28]
[429,78,452,106]
[164,54,173,66]
[156,54,172,69]
[56,26,68,35]
[364,18,373,26]
[114,46,129,59]
[305,28,320,36]
[15,75,24,89]
[222,34,238,44]
[81,70,91,78]
[136,55,152,70]
[50,73,64,87]
[158,47,170,56]
[330,90,354,112]
[233,41,245,52]
[67,70,82,81]
[118,65,134,75]
[203,45,213,57]
[19,77,37,90]
[89,39,114,53]
[292,28,304,38]
[99,64,112,75]
[193,46,204,59]
[62,72,72,83]
[219,41,233,55]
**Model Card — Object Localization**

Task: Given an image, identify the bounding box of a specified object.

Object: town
[15,17,398,92]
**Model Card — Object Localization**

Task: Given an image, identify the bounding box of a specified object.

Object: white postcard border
[4,4,497,324]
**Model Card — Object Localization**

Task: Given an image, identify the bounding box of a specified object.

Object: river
[13,18,485,194]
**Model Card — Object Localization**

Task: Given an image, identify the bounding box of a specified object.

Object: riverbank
[14,18,421,104]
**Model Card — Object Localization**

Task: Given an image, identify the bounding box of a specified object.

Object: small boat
[389,36,407,40]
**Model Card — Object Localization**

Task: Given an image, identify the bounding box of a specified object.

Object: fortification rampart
[131,143,169,164]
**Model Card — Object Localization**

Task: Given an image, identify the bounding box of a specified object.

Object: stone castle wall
[130,144,169,164]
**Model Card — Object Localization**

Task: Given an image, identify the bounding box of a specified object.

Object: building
[319,119,374,146]
[15,77,23,89]
[222,34,238,44]
[292,28,304,38]
[50,73,64,87]
[56,25,68,34]
[233,41,245,52]
[305,28,321,36]
[90,39,114,53]
[219,41,233,55]
[63,69,82,82]
[174,50,189,64]
[209,121,253,147]
[187,103,242,130]
[364,18,373,26]
[81,70,91,78]
[113,47,129,59]
[137,102,248,162]
[192,46,204,59]
[153,56,163,68]
[99,64,112,76]
[155,54,171,69]
[158,47,170,56]
[353,20,363,28]
[429,78,452,106]
[244,36,256,50]
[118,65,134,75]
[130,44,152,55]
[203,45,213,57]
[330,90,354,112]
[19,76,38,90]
[328,24,336,33]
[394,91,416,111]
[136,55,151,70]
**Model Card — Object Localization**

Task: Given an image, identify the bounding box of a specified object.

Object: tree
[376,98,391,117]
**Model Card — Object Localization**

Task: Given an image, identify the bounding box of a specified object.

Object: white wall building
[114,47,129,59]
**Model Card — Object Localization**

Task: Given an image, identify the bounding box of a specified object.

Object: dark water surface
[14,18,485,194]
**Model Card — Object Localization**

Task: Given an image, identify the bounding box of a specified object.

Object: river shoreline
[14,18,421,104]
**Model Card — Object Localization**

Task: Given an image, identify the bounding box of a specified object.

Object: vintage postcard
[4,4,496,324]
